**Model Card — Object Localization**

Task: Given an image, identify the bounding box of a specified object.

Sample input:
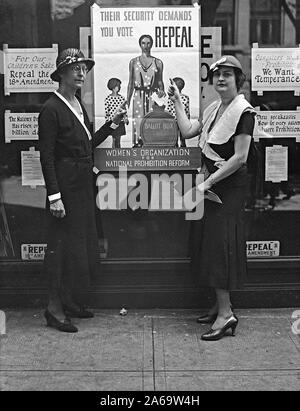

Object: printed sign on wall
[5,111,39,143]
[252,46,300,95]
[265,145,288,183]
[247,241,280,258]
[3,44,58,95]
[21,244,47,261]
[21,148,45,187]
[254,110,300,142]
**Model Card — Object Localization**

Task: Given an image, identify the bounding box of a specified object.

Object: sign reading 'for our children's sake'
[3,44,58,95]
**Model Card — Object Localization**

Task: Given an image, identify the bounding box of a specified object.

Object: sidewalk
[0,308,299,391]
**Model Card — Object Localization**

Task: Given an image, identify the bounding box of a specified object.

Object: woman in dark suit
[39,48,126,332]
[168,56,256,341]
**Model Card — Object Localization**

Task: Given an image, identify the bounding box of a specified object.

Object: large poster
[91,4,201,148]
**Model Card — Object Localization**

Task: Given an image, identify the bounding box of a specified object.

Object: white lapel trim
[207,95,254,145]
[199,95,255,162]
[54,91,92,140]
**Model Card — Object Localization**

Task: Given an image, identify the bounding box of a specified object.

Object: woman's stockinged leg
[200,288,238,341]
[60,282,80,312]
[208,302,218,316]
[44,238,65,321]
[212,288,234,330]
[59,247,83,312]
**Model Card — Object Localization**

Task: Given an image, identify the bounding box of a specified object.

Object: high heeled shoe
[201,315,238,341]
[63,304,94,319]
[196,313,218,324]
[44,309,78,333]
[197,305,234,324]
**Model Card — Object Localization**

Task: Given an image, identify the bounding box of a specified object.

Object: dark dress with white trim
[39,93,112,293]
[192,111,255,290]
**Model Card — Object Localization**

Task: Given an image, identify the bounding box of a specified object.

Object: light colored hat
[51,48,95,82]
[210,55,244,73]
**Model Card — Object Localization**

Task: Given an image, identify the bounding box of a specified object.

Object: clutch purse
[196,157,211,186]
[199,161,211,181]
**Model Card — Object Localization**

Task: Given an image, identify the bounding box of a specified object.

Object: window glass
[214,0,235,45]
[1,0,300,263]
[250,0,281,44]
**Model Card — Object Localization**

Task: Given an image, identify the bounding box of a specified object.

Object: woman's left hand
[182,179,213,210]
[197,179,213,193]
[167,80,180,102]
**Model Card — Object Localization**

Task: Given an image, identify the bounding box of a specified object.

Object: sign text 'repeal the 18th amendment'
[246,241,280,258]
[21,244,47,261]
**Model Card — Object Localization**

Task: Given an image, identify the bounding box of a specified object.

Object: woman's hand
[197,178,214,193]
[157,90,166,98]
[167,79,180,102]
[50,199,66,219]
[112,101,127,125]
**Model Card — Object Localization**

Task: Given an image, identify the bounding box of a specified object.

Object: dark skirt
[191,166,250,291]
[44,156,100,291]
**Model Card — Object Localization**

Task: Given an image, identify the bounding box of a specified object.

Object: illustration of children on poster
[104,78,128,148]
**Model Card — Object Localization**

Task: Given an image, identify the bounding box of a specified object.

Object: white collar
[204,94,254,145]
[54,91,92,140]
[199,95,255,162]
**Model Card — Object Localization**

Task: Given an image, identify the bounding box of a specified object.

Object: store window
[248,0,300,259]
[1,0,300,269]
[214,0,235,45]
[0,0,197,262]
[0,0,51,260]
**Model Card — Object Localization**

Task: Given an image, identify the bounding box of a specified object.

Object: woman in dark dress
[168,56,256,341]
[39,48,126,332]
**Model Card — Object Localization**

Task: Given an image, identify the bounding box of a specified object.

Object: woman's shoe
[44,309,78,333]
[197,304,234,324]
[201,315,238,341]
[196,313,218,324]
[63,304,94,319]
